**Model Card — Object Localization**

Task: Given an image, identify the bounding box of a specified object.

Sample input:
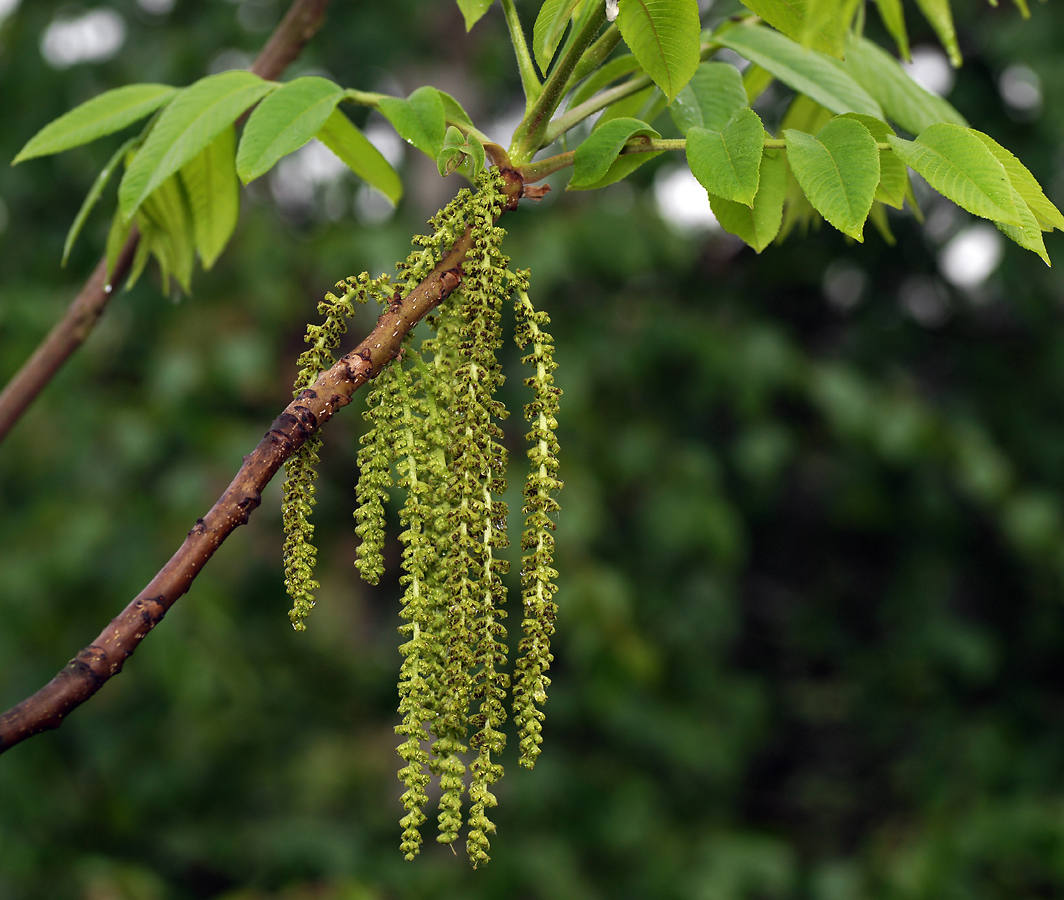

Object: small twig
[0,0,334,447]
[500,0,542,107]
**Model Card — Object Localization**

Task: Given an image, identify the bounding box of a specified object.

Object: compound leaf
[136,172,196,294]
[888,124,1020,226]
[440,91,475,128]
[105,201,133,279]
[842,36,966,135]
[181,125,239,270]
[998,191,1050,265]
[317,108,402,204]
[871,0,910,59]
[716,24,882,118]
[379,86,448,159]
[708,148,787,252]
[457,0,494,30]
[14,84,177,164]
[533,0,582,74]
[569,117,658,188]
[237,76,345,184]
[912,0,961,66]
[686,106,765,206]
[738,0,860,56]
[570,55,643,111]
[616,0,701,103]
[971,131,1064,232]
[119,71,275,220]
[670,61,748,134]
[62,135,137,266]
[839,112,906,209]
[785,116,880,240]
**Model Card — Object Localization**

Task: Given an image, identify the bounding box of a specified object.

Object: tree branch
[248,0,332,81]
[0,169,527,755]
[0,233,469,754]
[0,0,334,447]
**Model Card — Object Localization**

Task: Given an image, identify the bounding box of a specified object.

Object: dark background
[3,1,1064,897]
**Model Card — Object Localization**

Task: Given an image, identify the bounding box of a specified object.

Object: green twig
[544,71,653,144]
[564,23,622,93]
[342,88,387,107]
[518,151,576,183]
[545,41,721,146]
[518,135,895,183]
[501,0,542,107]
[509,1,607,165]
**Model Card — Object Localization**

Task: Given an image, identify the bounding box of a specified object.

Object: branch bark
[0,0,334,447]
[0,226,480,754]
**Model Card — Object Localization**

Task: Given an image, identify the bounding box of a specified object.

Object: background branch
[0,0,334,447]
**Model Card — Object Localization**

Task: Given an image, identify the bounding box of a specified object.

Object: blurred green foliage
[3,1,1064,898]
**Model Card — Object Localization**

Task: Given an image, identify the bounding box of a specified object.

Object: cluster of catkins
[280,170,561,866]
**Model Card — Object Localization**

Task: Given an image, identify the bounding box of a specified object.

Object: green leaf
[670,61,748,135]
[436,125,486,178]
[119,71,275,220]
[842,36,966,135]
[709,148,788,252]
[780,93,833,136]
[971,131,1064,232]
[595,85,657,128]
[181,125,239,270]
[317,109,402,204]
[127,224,153,290]
[13,84,178,164]
[735,0,850,57]
[974,134,1053,261]
[136,173,196,294]
[616,0,701,103]
[778,153,821,242]
[464,132,486,177]
[784,116,880,240]
[742,64,775,104]
[997,191,1050,265]
[105,201,134,280]
[569,55,642,110]
[868,200,897,244]
[62,136,137,266]
[872,0,910,60]
[839,113,906,209]
[438,125,468,176]
[686,107,765,207]
[800,0,861,57]
[716,24,883,118]
[569,149,663,190]
[533,0,582,75]
[457,0,494,30]
[912,0,961,66]
[236,76,345,184]
[439,91,475,128]
[569,117,659,189]
[888,124,1020,226]
[378,86,448,159]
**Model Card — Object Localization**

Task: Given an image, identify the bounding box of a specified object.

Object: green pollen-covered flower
[284,170,560,866]
[512,275,562,769]
[281,276,375,629]
[281,434,321,630]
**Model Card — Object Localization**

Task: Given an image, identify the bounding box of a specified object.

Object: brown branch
[0,0,334,447]
[0,221,486,754]
[0,169,531,753]
[249,0,333,80]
